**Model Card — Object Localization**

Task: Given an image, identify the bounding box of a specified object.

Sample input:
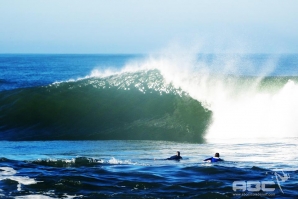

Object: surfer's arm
[203,157,212,162]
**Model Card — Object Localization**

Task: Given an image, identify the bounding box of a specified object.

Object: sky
[0,0,298,54]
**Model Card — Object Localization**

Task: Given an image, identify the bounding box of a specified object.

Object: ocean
[0,54,297,198]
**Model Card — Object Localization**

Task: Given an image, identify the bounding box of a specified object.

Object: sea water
[0,54,297,198]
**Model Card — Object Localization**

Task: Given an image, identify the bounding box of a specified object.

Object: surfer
[167,151,182,160]
[204,152,223,162]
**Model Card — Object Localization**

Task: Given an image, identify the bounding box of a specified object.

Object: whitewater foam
[0,167,39,192]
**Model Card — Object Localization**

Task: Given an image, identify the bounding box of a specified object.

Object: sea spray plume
[202,55,298,139]
[166,53,298,139]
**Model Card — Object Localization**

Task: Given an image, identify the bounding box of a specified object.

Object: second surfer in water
[167,151,183,160]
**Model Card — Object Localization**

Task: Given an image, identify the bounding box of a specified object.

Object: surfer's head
[177,151,180,156]
[215,153,220,157]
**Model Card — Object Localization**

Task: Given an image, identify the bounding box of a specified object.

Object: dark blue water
[0,54,297,198]
[0,54,143,91]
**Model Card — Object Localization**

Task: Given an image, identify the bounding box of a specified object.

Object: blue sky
[1,0,298,54]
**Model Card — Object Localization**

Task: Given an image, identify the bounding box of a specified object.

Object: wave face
[0,69,211,142]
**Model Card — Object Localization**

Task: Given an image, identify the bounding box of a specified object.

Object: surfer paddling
[166,151,182,160]
[204,152,223,162]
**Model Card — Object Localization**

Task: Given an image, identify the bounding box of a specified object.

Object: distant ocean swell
[0,69,211,142]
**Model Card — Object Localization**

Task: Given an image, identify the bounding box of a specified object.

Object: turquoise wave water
[0,70,211,142]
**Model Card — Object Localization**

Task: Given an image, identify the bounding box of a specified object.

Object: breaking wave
[1,53,298,141]
[0,69,211,142]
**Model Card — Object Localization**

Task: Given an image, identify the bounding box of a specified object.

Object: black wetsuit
[167,155,182,160]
